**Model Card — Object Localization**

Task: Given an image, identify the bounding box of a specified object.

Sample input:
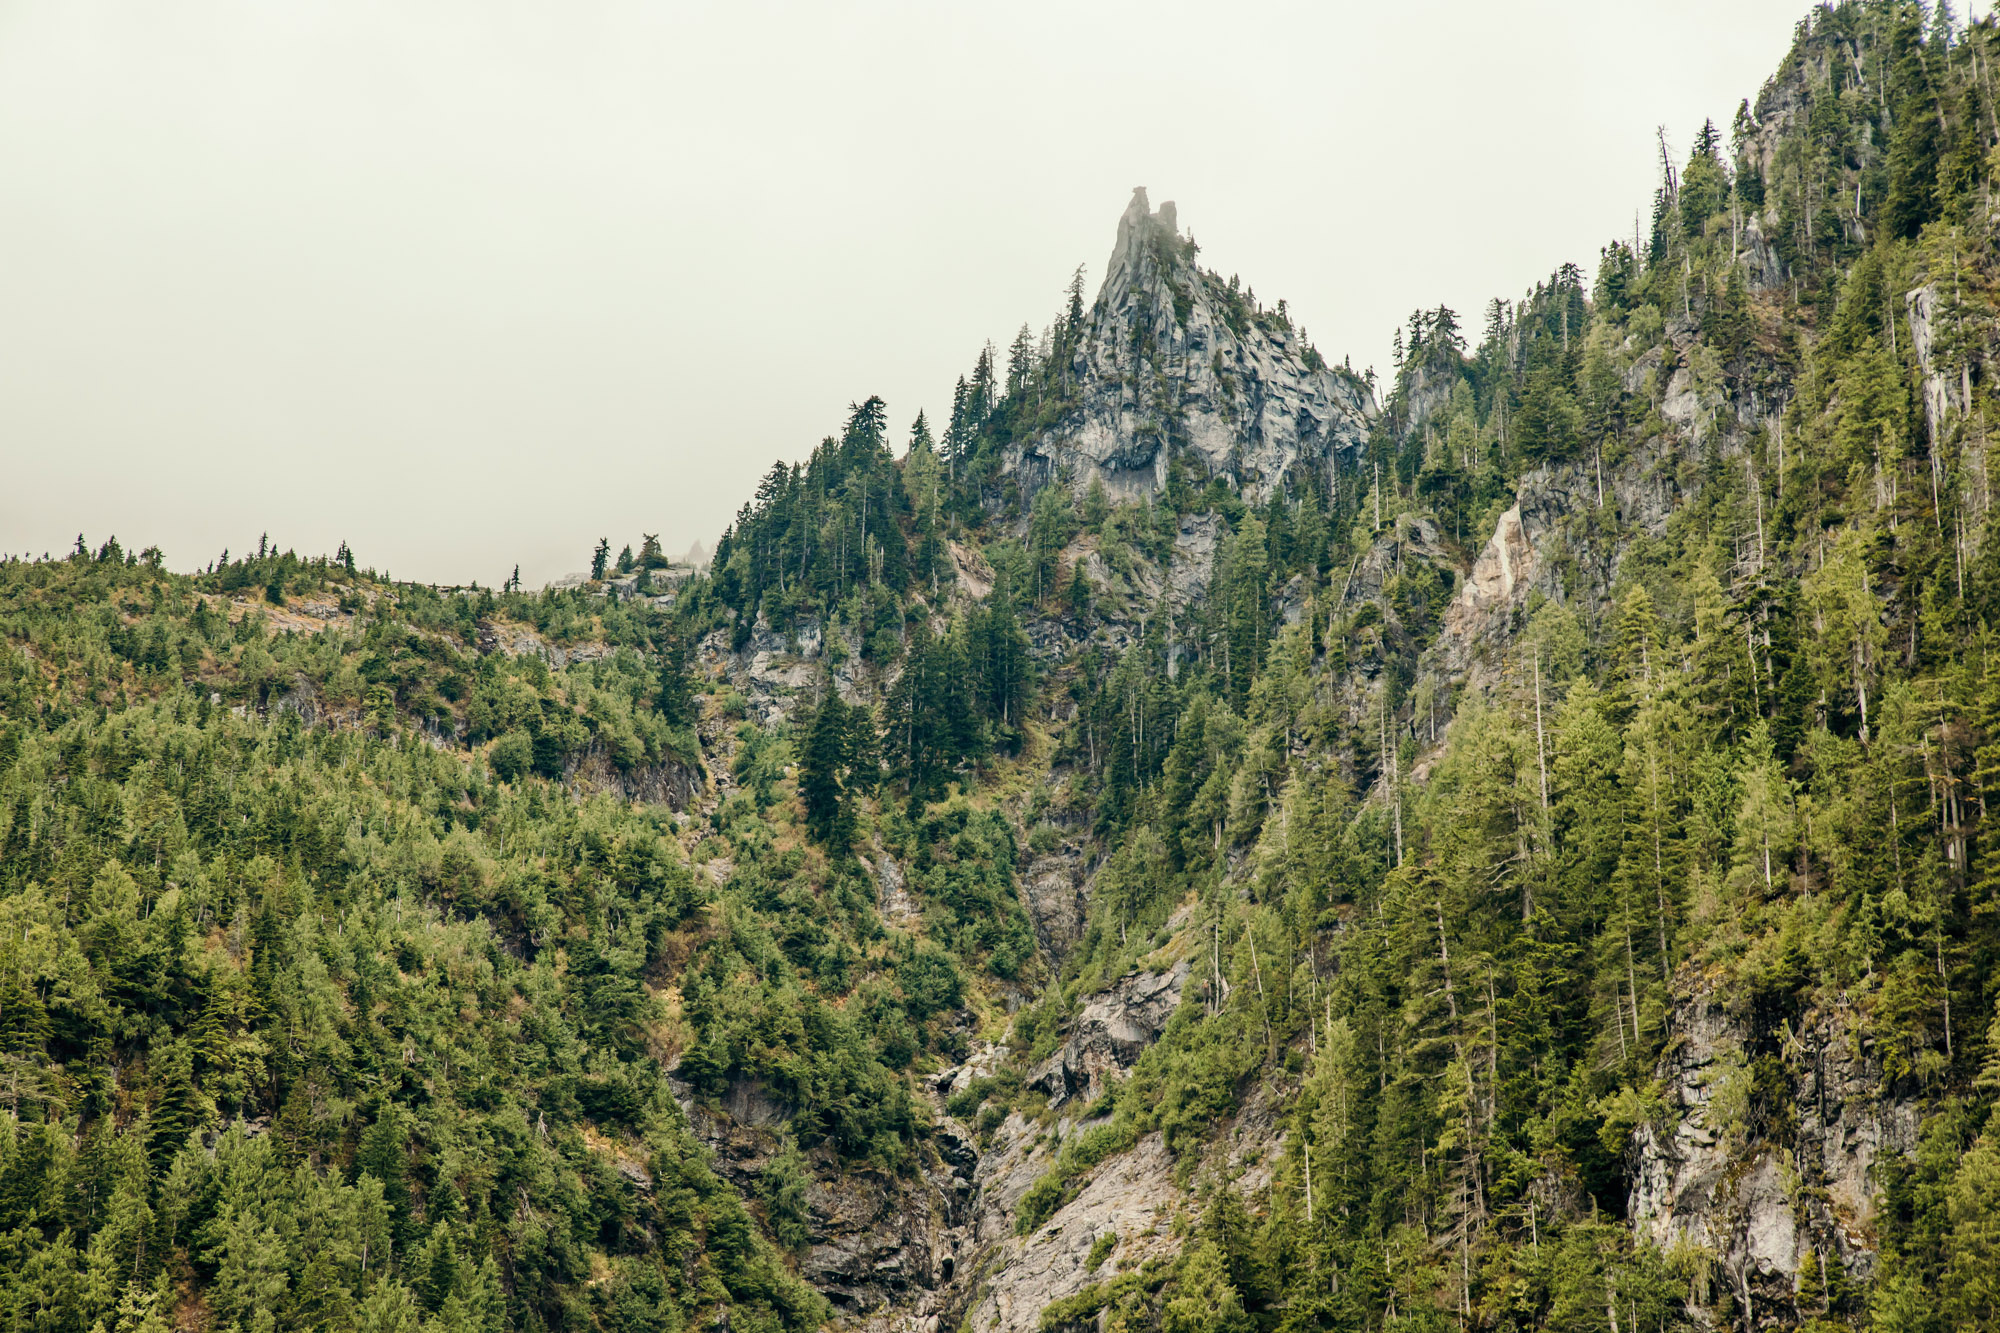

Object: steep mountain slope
[694,5,2000,1328]
[9,4,2000,1333]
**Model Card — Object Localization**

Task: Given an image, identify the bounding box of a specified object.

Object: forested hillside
[8,2,2000,1331]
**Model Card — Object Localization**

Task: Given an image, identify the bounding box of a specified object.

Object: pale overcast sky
[0,0,1934,585]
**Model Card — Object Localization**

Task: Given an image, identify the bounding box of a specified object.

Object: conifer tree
[1727,721,1798,906]
[656,634,695,727]
[799,683,873,849]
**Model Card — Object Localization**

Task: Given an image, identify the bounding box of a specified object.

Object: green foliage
[0,555,829,1332]
[1158,1240,1252,1333]
[1517,363,1585,463]
[730,721,791,810]
[759,1141,813,1253]
[489,728,532,782]
[654,633,696,728]
[20,13,2000,1332]
[906,803,1034,979]
[708,397,911,633]
[880,616,983,805]
[796,684,876,849]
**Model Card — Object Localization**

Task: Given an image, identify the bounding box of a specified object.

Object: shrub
[490,729,533,782]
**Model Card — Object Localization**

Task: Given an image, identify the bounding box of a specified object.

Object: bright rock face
[1630,991,1921,1314]
[1005,187,1375,503]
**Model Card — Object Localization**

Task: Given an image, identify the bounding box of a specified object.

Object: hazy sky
[0,0,1945,585]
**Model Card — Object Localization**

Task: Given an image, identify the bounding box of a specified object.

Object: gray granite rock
[1631,991,1920,1314]
[1019,846,1088,967]
[1005,188,1375,506]
[1027,959,1191,1108]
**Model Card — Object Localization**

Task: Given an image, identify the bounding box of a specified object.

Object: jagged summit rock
[1102,185,1176,280]
[1005,187,1375,504]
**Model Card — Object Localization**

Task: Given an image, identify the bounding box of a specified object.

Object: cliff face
[669,1070,975,1324]
[1631,991,1922,1322]
[1005,187,1375,503]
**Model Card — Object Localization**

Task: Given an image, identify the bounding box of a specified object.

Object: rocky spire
[1102,187,1181,303]
[1003,189,1373,503]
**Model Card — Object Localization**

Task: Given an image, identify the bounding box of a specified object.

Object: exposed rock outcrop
[869,843,924,932]
[1020,847,1088,966]
[960,1129,1182,1333]
[1429,445,1683,689]
[670,1075,974,1322]
[563,743,703,810]
[477,620,611,670]
[1631,991,1921,1317]
[700,615,842,727]
[1027,960,1191,1108]
[837,957,1200,1332]
[1006,188,1374,504]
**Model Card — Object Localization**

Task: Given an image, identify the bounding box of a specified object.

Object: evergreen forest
[7,3,2000,1331]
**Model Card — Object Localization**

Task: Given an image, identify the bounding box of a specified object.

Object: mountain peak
[1105,186,1179,289]
[1006,190,1371,504]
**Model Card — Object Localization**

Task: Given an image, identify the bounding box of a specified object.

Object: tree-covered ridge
[0,545,1050,1332]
